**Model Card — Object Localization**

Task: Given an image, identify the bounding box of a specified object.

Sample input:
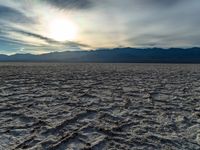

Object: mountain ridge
[1,47,200,63]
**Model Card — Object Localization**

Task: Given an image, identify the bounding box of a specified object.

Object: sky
[0,0,200,55]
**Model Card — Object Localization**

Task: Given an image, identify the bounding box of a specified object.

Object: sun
[47,17,78,42]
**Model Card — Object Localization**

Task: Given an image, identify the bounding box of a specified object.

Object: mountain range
[1,47,200,63]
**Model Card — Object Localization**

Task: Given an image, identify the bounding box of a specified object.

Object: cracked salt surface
[0,63,200,150]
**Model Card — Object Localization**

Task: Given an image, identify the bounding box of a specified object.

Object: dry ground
[0,63,200,150]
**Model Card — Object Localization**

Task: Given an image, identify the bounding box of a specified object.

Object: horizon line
[1,47,200,56]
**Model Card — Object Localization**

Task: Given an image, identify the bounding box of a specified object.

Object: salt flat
[0,63,200,150]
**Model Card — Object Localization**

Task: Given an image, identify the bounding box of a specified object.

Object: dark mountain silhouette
[1,47,200,63]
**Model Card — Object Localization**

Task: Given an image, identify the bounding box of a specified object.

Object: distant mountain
[1,47,200,63]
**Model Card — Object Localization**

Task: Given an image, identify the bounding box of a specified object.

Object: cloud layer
[46,0,93,9]
[0,0,200,54]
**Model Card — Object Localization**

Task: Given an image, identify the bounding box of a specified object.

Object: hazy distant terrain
[1,47,200,63]
[0,63,200,150]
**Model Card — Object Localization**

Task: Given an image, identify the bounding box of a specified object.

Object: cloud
[135,0,182,7]
[0,0,200,54]
[0,5,34,23]
[13,29,90,48]
[13,29,62,44]
[45,0,93,9]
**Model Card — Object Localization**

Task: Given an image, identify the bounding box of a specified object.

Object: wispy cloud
[0,5,34,23]
[135,0,182,7]
[45,0,93,9]
[0,0,200,54]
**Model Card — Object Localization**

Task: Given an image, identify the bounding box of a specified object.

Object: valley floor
[0,63,200,150]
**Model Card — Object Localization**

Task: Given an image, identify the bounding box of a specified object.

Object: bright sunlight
[47,17,78,42]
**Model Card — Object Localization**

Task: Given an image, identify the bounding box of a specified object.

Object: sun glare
[47,17,78,42]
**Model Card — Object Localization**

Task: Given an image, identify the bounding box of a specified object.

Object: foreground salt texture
[0,63,200,150]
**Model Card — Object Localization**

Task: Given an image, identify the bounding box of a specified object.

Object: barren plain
[0,63,200,150]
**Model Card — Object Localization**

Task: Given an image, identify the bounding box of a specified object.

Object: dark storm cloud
[0,5,34,23]
[46,0,93,9]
